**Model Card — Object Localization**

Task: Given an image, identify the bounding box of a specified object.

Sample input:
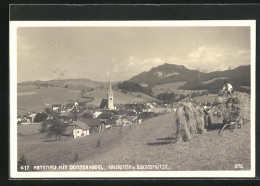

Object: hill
[17,79,153,115]
[129,63,250,93]
[18,93,251,171]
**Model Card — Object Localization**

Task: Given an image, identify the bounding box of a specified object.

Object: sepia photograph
[9,20,255,178]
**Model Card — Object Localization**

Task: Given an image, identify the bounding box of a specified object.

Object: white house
[52,104,62,112]
[68,121,90,139]
[92,111,102,118]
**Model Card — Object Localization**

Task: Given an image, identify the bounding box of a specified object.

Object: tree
[34,112,48,123]
[40,120,49,133]
[48,118,67,141]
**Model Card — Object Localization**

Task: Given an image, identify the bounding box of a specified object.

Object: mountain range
[18,63,250,93]
[129,63,250,92]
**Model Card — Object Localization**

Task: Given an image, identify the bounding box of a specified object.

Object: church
[100,72,114,110]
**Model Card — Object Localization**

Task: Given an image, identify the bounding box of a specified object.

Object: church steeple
[107,71,114,110]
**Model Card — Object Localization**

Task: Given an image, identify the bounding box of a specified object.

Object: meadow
[18,106,251,171]
[17,85,152,115]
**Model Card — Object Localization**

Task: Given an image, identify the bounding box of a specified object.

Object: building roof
[59,112,73,117]
[83,118,103,127]
[114,110,129,115]
[98,112,113,119]
[77,110,93,118]
[69,120,90,130]
[100,99,107,109]
[105,117,118,125]
[52,104,62,107]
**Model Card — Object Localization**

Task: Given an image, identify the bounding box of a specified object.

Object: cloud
[110,45,250,81]
[172,46,250,72]
[112,56,166,80]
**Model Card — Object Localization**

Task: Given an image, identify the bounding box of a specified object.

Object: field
[18,124,42,135]
[152,82,186,95]
[18,86,82,115]
[182,94,218,104]
[17,84,154,115]
[83,88,149,106]
[17,96,251,170]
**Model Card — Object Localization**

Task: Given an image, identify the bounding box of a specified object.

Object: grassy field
[18,86,82,115]
[17,85,151,115]
[70,87,152,107]
[18,98,251,170]
[152,82,186,95]
[182,94,218,104]
[18,124,42,135]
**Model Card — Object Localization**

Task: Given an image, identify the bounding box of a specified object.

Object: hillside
[18,92,251,171]
[129,63,250,93]
[17,82,152,115]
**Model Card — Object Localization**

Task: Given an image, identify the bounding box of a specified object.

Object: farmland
[17,85,150,115]
[18,86,81,115]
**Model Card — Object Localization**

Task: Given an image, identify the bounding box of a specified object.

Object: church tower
[107,72,114,110]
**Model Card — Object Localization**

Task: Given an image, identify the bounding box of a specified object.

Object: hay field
[18,124,42,135]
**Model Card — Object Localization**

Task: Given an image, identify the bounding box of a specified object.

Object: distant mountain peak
[129,63,250,86]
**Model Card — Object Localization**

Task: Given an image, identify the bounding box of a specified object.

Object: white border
[10,20,256,178]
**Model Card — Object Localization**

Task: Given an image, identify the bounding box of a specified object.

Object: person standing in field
[222,80,233,97]
[203,105,212,131]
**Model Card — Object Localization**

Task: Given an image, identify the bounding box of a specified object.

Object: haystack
[213,91,249,126]
[183,103,197,135]
[175,106,191,142]
[193,105,206,134]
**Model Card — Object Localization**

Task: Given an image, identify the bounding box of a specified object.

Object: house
[83,118,104,133]
[114,110,129,118]
[63,121,90,139]
[104,117,119,129]
[27,113,36,123]
[52,104,62,112]
[98,112,113,120]
[77,110,93,120]
[59,111,74,122]
[92,110,102,118]
[115,116,132,127]
[20,118,32,125]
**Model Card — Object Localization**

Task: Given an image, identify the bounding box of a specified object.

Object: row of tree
[156,91,209,104]
[117,81,153,96]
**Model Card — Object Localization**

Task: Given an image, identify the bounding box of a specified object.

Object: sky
[17,26,251,83]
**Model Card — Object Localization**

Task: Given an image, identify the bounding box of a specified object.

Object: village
[17,80,173,139]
